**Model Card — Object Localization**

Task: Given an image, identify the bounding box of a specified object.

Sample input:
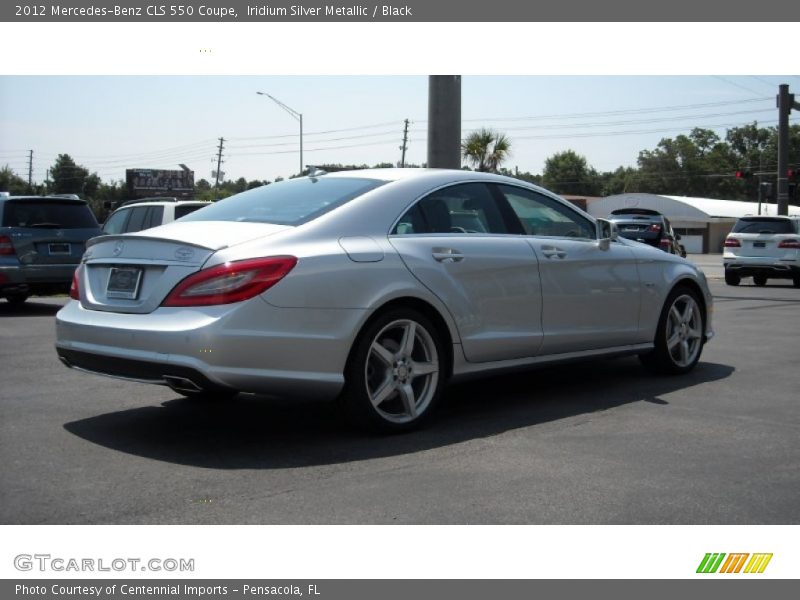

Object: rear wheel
[5,293,29,305]
[794,277,800,288]
[753,274,768,287]
[342,308,446,432]
[640,286,705,375]
[724,270,740,286]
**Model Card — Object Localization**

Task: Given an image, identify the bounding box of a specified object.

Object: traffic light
[735,170,753,179]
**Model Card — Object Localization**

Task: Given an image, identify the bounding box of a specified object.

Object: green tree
[50,154,89,195]
[461,128,511,172]
[542,150,601,196]
[0,166,29,195]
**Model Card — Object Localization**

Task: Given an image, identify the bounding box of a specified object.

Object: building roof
[589,193,800,222]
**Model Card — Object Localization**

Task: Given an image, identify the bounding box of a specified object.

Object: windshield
[180,177,386,226]
[732,218,795,234]
[2,200,99,228]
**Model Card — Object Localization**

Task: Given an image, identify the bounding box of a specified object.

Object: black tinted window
[174,204,205,219]
[180,177,386,226]
[394,183,510,234]
[145,206,164,229]
[2,200,98,228]
[732,218,794,234]
[125,207,149,233]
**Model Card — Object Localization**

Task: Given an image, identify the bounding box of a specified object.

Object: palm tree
[461,128,511,172]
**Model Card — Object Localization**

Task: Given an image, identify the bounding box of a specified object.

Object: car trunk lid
[79,221,292,313]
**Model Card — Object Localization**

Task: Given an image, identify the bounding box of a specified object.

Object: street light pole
[257,91,304,176]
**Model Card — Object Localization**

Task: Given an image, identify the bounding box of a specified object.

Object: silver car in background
[55,169,714,431]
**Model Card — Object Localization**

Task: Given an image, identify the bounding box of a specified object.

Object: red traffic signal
[735,170,753,179]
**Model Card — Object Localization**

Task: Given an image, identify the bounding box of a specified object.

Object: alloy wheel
[665,294,703,368]
[364,319,440,424]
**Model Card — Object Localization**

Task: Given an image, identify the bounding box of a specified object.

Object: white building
[589,193,800,253]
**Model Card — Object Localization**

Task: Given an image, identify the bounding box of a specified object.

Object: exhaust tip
[163,375,203,394]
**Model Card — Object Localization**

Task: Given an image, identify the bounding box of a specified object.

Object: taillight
[69,266,82,300]
[777,239,800,249]
[659,238,671,247]
[0,235,15,256]
[724,237,741,247]
[648,223,662,232]
[162,256,297,307]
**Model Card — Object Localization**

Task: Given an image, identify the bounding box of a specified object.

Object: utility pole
[27,150,33,193]
[399,119,409,167]
[427,76,461,169]
[777,84,800,215]
[214,137,225,199]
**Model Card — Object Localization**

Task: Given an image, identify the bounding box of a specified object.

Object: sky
[2,74,799,187]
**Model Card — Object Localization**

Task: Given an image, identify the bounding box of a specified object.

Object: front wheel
[342,308,446,432]
[753,274,767,287]
[640,286,705,375]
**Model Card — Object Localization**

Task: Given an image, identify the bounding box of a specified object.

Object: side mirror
[596,218,617,250]
[675,233,682,240]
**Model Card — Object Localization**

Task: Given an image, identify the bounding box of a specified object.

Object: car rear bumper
[54,298,368,399]
[0,263,78,292]
[723,256,800,279]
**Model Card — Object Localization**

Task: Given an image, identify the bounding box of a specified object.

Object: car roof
[3,195,87,203]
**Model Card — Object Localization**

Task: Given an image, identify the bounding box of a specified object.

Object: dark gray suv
[0,195,102,304]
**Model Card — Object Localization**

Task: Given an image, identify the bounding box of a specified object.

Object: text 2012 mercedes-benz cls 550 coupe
[55,169,714,431]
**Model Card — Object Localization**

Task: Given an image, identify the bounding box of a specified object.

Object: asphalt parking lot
[1,263,798,524]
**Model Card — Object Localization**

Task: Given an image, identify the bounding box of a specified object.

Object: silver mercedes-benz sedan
[55,169,713,431]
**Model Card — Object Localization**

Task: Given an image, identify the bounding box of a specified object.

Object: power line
[712,76,764,96]
[458,97,772,124]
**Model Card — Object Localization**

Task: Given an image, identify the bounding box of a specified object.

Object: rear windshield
[180,177,386,226]
[732,218,795,234]
[1,200,99,228]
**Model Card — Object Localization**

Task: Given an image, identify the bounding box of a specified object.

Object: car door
[389,182,543,363]
[495,184,641,354]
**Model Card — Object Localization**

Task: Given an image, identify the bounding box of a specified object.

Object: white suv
[723,215,800,287]
[102,198,210,235]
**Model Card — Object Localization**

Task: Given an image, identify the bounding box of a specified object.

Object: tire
[753,274,767,287]
[724,270,740,286]
[5,293,29,305]
[794,277,800,289]
[341,308,446,433]
[639,286,705,375]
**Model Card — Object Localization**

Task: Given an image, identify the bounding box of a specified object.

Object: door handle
[432,248,464,262]
[541,246,567,259]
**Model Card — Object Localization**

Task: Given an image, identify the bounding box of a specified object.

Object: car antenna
[306,165,327,177]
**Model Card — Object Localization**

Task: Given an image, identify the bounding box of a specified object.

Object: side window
[124,207,149,233]
[393,183,511,234]
[145,206,164,229]
[102,209,130,235]
[497,185,595,239]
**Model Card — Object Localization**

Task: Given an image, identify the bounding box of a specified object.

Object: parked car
[0,195,102,304]
[608,208,685,256]
[102,198,210,235]
[55,169,713,431]
[723,215,800,287]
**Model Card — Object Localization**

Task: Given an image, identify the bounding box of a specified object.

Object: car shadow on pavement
[63,358,734,470]
[0,300,63,317]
